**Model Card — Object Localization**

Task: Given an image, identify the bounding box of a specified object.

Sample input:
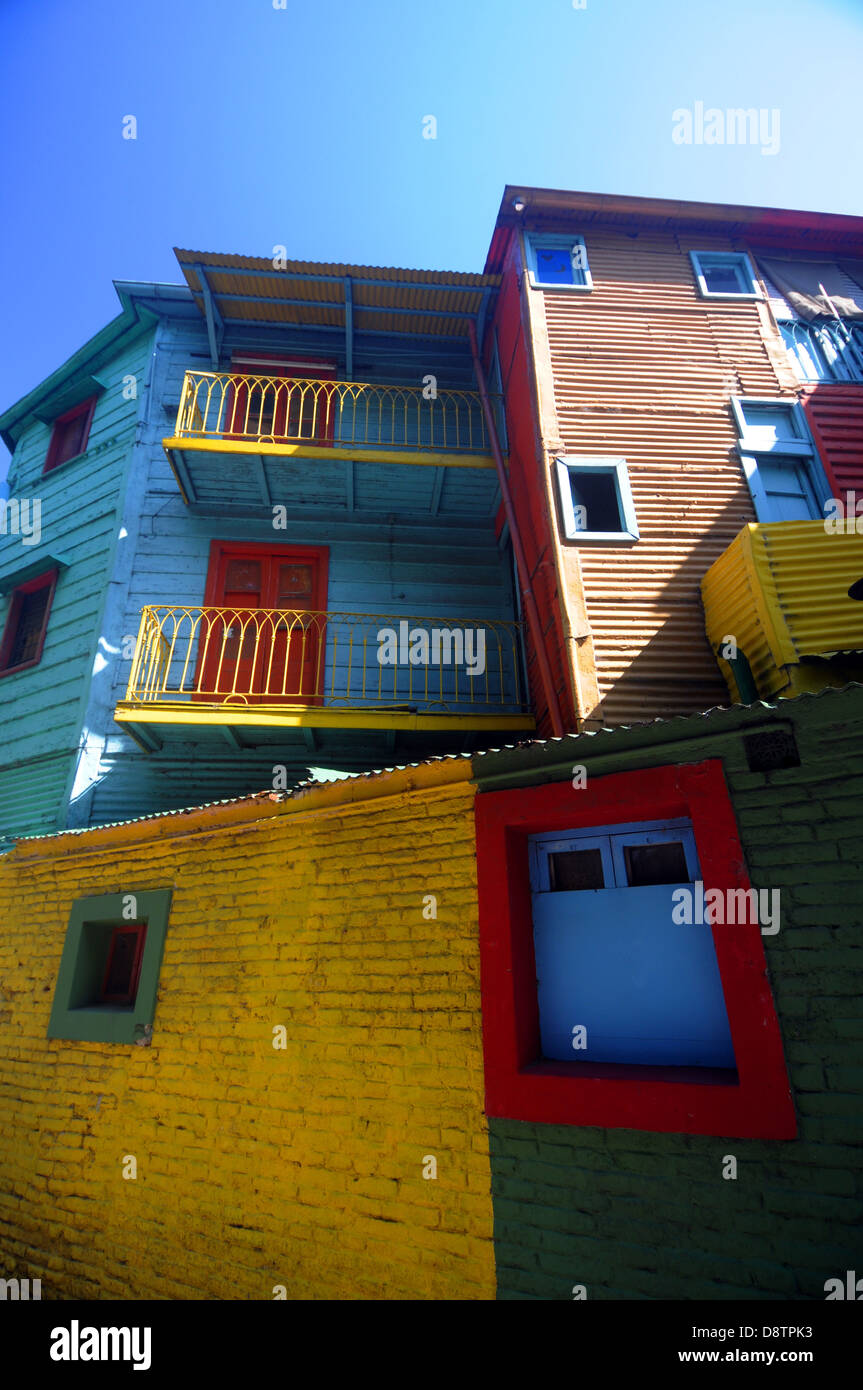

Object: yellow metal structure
[115,603,534,732]
[701,520,863,700]
[164,370,498,468]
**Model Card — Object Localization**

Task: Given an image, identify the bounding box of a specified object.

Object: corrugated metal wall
[803,384,863,505]
[540,227,788,724]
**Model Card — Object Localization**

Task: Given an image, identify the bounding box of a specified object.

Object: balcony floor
[163,438,500,516]
[114,700,535,759]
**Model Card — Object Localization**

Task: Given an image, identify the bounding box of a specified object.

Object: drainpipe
[468,320,565,736]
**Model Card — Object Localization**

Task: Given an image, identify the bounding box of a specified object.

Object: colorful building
[483,187,863,722]
[0,256,532,845]
[0,683,860,1299]
[1,187,861,1300]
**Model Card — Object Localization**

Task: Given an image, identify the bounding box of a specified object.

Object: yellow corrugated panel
[701,521,863,699]
[760,521,863,655]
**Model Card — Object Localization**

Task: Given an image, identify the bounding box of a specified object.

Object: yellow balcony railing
[170,370,496,456]
[122,604,530,717]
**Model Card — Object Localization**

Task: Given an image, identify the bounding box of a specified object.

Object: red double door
[225,354,337,443]
[197,543,329,704]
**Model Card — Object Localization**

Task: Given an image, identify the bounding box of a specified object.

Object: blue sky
[1,0,862,468]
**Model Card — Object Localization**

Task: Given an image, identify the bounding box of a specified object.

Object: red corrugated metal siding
[803,384,863,505]
[491,241,575,734]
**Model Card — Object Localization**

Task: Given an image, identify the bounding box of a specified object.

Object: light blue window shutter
[531,884,736,1067]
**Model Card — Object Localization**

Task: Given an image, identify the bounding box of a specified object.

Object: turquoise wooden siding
[1,290,519,836]
[0,327,156,841]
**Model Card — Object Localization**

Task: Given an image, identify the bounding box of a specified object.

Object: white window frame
[690,250,761,300]
[524,233,593,292]
[731,396,830,522]
[555,455,639,543]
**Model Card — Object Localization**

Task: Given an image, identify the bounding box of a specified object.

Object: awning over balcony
[701,521,863,701]
[174,248,501,357]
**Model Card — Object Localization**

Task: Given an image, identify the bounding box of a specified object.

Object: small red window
[44,396,97,473]
[0,569,58,676]
[101,924,148,1005]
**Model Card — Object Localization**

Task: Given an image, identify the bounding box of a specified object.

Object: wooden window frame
[47,890,173,1045]
[0,568,58,677]
[474,759,797,1138]
[43,396,98,474]
[731,396,830,522]
[554,455,639,543]
[525,233,593,292]
[690,250,761,300]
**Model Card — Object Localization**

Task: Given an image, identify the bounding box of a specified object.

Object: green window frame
[47,889,172,1044]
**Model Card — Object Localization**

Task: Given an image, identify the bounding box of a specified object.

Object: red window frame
[100,924,148,1005]
[0,568,58,676]
[43,396,98,474]
[474,759,796,1139]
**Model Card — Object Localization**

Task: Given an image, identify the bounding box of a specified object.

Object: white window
[731,397,829,523]
[690,251,761,299]
[555,456,639,542]
[525,233,592,291]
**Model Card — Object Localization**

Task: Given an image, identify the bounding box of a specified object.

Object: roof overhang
[487,185,863,271]
[173,248,500,352]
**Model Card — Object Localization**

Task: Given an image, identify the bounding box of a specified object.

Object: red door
[196,543,328,704]
[224,355,337,443]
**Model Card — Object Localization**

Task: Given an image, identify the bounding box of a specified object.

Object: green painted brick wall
[480,687,863,1300]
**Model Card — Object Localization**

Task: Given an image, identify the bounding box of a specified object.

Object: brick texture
[0,775,495,1300]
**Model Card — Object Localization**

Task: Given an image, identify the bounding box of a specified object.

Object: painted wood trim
[163,439,496,470]
[114,702,536,733]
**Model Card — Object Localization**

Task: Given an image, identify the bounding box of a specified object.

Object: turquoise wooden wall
[0,325,156,842]
[0,290,517,836]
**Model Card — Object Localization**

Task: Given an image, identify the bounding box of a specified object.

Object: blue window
[731,397,829,522]
[555,456,639,542]
[525,233,592,291]
[529,819,736,1068]
[690,251,760,299]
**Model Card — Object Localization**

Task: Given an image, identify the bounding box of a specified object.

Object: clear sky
[1,0,862,469]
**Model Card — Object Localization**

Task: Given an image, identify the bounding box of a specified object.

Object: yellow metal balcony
[701,521,863,701]
[164,370,497,471]
[114,604,534,744]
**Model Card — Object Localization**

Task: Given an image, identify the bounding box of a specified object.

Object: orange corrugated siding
[541,226,791,725]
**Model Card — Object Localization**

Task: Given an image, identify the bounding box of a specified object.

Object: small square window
[555,456,639,542]
[48,890,172,1044]
[690,251,760,300]
[0,569,57,676]
[525,234,592,291]
[44,396,97,474]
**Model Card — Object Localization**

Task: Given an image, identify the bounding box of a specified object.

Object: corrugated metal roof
[6,684,861,851]
[174,249,500,341]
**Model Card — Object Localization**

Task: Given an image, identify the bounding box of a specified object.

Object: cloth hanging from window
[755,254,863,320]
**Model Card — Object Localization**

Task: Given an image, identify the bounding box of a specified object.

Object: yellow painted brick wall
[0,775,495,1300]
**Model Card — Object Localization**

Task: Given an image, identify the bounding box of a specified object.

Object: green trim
[0,553,72,594]
[47,889,172,1044]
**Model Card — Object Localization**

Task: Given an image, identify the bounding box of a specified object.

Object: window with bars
[0,569,57,675]
[44,396,97,473]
